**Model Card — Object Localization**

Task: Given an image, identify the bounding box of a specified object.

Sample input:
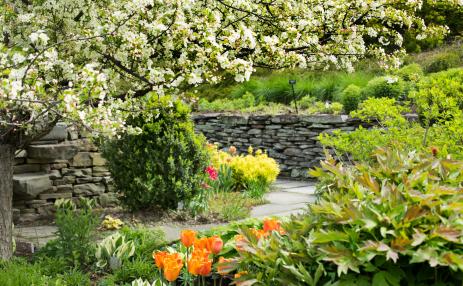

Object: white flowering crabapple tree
[0,0,459,259]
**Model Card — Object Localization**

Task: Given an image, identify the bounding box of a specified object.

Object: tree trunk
[0,144,14,260]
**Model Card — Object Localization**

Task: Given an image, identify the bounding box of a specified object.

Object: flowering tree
[0,0,460,259]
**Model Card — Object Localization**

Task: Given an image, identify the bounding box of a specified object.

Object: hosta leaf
[433,226,460,242]
[312,231,349,243]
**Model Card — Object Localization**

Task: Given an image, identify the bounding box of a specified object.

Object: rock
[271,115,300,124]
[73,183,105,196]
[72,152,92,167]
[15,240,36,256]
[18,213,40,223]
[49,170,61,180]
[93,166,110,176]
[56,184,73,193]
[63,176,76,184]
[39,123,68,141]
[50,163,68,170]
[61,168,92,177]
[15,149,27,158]
[76,177,94,184]
[247,129,262,135]
[98,193,119,207]
[283,148,303,157]
[13,164,42,174]
[13,173,52,199]
[39,192,72,200]
[91,153,107,166]
[219,115,248,126]
[27,144,79,160]
[26,200,49,209]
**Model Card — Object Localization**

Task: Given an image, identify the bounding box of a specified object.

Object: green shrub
[340,84,363,113]
[297,96,316,110]
[393,63,424,82]
[37,198,98,269]
[0,258,50,286]
[110,258,159,284]
[411,68,463,124]
[119,226,166,260]
[102,96,209,211]
[233,148,463,285]
[53,269,91,286]
[361,76,407,99]
[425,52,461,73]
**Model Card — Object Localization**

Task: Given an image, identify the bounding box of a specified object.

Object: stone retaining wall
[13,124,117,223]
[193,113,364,178]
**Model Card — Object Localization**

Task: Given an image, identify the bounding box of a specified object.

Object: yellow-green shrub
[207,144,279,196]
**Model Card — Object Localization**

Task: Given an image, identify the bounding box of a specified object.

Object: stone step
[27,143,78,160]
[13,173,52,199]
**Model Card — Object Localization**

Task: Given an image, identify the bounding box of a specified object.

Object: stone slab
[13,173,52,199]
[39,123,68,141]
[281,186,317,195]
[27,144,79,160]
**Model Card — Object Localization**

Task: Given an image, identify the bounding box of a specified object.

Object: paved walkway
[14,179,316,246]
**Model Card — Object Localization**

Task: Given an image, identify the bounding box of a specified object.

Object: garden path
[158,179,316,241]
[13,179,316,247]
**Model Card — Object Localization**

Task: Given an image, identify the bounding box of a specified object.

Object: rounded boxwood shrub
[102,97,209,211]
[393,63,424,82]
[340,84,363,114]
[361,76,406,99]
[425,52,461,73]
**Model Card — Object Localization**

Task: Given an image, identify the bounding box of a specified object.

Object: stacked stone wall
[13,124,117,223]
[193,113,364,178]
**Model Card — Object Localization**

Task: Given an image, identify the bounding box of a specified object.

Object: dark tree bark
[0,144,14,260]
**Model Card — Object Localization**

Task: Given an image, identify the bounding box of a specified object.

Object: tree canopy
[1,0,460,145]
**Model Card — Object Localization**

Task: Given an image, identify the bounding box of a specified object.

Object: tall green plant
[102,96,209,211]
[233,148,463,286]
[37,198,98,269]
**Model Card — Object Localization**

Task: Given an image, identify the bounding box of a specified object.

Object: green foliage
[207,192,255,221]
[37,198,98,269]
[392,64,424,83]
[110,259,160,285]
[197,70,374,113]
[102,96,210,211]
[96,233,136,271]
[425,52,461,73]
[351,98,410,127]
[361,76,406,99]
[411,68,463,125]
[234,149,463,285]
[0,258,91,286]
[211,164,235,193]
[198,91,257,111]
[0,258,50,286]
[119,226,166,260]
[321,68,463,162]
[339,84,363,114]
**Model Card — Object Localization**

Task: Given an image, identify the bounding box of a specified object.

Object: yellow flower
[247,145,253,154]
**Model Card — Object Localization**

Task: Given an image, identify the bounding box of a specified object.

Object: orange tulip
[194,237,208,250]
[210,236,223,255]
[263,218,286,234]
[217,257,234,275]
[163,253,183,282]
[188,249,212,276]
[251,228,269,239]
[181,230,196,247]
[153,251,168,269]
